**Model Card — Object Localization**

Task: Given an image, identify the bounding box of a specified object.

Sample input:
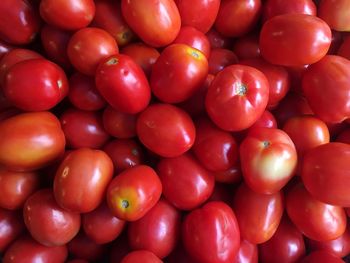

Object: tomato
[240,127,297,194]
[0,111,65,172]
[3,235,68,263]
[60,108,110,149]
[318,0,350,32]
[82,201,125,244]
[213,165,242,184]
[136,103,196,157]
[302,55,350,123]
[121,250,163,263]
[0,209,24,252]
[286,183,346,241]
[0,168,39,210]
[258,216,306,263]
[67,27,119,76]
[175,0,220,33]
[0,40,13,60]
[3,58,68,111]
[92,0,134,47]
[107,165,162,221]
[249,110,277,130]
[39,0,95,31]
[54,148,113,213]
[24,189,81,246]
[182,201,240,263]
[337,36,350,60]
[205,64,269,131]
[302,142,350,207]
[150,44,208,103]
[232,33,261,60]
[193,116,238,172]
[233,183,284,244]
[234,239,258,263]
[157,153,215,210]
[208,48,239,75]
[128,198,181,258]
[121,0,181,47]
[299,251,345,263]
[0,0,40,45]
[206,28,233,49]
[260,14,332,66]
[95,54,151,114]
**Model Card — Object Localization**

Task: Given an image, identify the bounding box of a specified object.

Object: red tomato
[234,239,258,263]
[208,48,239,75]
[286,183,347,241]
[299,251,345,263]
[121,250,163,263]
[3,58,68,111]
[39,0,95,31]
[157,153,215,210]
[0,0,40,45]
[0,111,66,172]
[67,27,119,76]
[128,198,181,258]
[232,33,261,60]
[82,201,125,244]
[205,64,269,131]
[54,148,113,213]
[213,165,242,184]
[121,0,181,47]
[240,127,297,194]
[260,14,332,66]
[182,201,240,263]
[3,235,68,263]
[0,168,39,210]
[136,103,196,157]
[233,183,284,244]
[175,0,220,33]
[0,209,24,252]
[337,36,350,60]
[302,142,350,207]
[150,44,208,103]
[318,0,350,32]
[0,40,13,60]
[95,54,151,114]
[106,165,162,221]
[206,28,233,49]
[249,110,277,130]
[258,216,306,263]
[302,55,350,123]
[23,189,81,246]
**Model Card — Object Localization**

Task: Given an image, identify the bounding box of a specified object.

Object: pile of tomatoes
[1,0,350,262]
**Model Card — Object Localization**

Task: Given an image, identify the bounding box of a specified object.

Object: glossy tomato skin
[240,128,297,194]
[0,168,39,210]
[302,55,350,123]
[299,251,345,263]
[136,104,196,157]
[206,64,269,131]
[150,44,208,103]
[215,0,262,37]
[0,0,40,45]
[260,14,332,66]
[121,0,181,47]
[208,48,239,75]
[233,183,284,244]
[157,153,215,210]
[175,0,220,33]
[0,111,66,172]
[54,148,114,213]
[95,54,151,114]
[3,58,68,111]
[302,142,350,207]
[286,183,346,241]
[3,235,68,263]
[82,201,126,244]
[233,239,258,263]
[182,201,240,263]
[23,189,81,246]
[0,209,24,252]
[206,28,233,49]
[40,0,95,31]
[318,0,350,32]
[67,27,119,76]
[128,198,181,259]
[232,33,261,61]
[107,165,162,221]
[121,250,163,263]
[249,110,277,130]
[258,216,306,263]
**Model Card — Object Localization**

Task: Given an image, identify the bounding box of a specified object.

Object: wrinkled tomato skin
[286,183,347,241]
[95,54,151,114]
[206,64,269,132]
[121,250,163,263]
[233,183,284,244]
[299,251,345,263]
[182,201,240,263]
[260,14,332,66]
[0,209,24,253]
[318,0,350,32]
[54,148,114,213]
[23,189,81,247]
[302,142,350,207]
[0,111,66,172]
[121,0,181,47]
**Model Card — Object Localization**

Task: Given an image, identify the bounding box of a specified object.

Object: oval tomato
[208,48,239,75]
[0,209,24,252]
[121,250,163,263]
[299,251,345,263]
[234,239,258,263]
[318,0,350,32]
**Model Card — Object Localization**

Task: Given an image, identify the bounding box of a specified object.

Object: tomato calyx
[263,140,270,148]
[121,199,129,209]
[106,57,119,65]
[235,82,247,96]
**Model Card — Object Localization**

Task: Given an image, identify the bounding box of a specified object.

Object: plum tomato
[208,48,239,75]
[299,250,345,263]
[0,209,24,253]
[318,0,350,32]
[121,250,163,263]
